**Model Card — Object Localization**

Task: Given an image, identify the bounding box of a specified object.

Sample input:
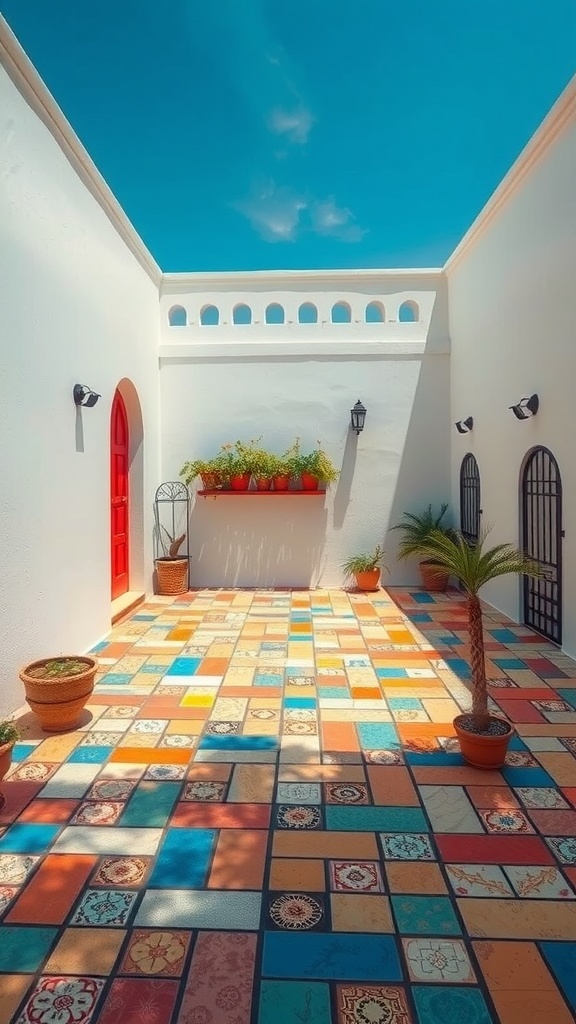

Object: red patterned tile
[435,833,555,864]
[177,931,257,1023]
[96,978,179,1024]
[527,809,576,835]
[172,802,270,829]
[493,700,545,723]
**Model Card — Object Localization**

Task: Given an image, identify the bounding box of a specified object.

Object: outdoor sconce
[350,399,367,435]
[509,394,539,420]
[455,416,473,434]
[73,384,101,408]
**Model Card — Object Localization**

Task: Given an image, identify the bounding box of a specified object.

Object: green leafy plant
[341,544,386,580]
[271,438,302,479]
[416,528,543,732]
[298,442,339,485]
[0,719,20,746]
[250,447,277,481]
[179,459,219,486]
[392,504,455,563]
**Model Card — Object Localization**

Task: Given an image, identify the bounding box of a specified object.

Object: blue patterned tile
[10,744,37,763]
[0,824,61,853]
[100,673,133,685]
[392,896,461,934]
[284,698,317,708]
[326,806,428,832]
[0,926,58,971]
[259,981,331,1024]
[136,889,261,929]
[68,746,113,764]
[376,668,409,678]
[388,698,423,710]
[357,723,400,749]
[71,888,138,926]
[149,828,216,887]
[412,985,492,1024]
[262,932,402,981]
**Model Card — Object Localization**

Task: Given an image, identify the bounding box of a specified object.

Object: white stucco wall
[160,273,451,589]
[0,59,160,714]
[447,82,576,656]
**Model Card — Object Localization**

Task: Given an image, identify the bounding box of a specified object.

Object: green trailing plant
[0,720,20,746]
[250,447,277,481]
[341,544,386,581]
[392,504,455,564]
[271,438,302,479]
[416,528,543,732]
[298,442,339,484]
[179,459,219,486]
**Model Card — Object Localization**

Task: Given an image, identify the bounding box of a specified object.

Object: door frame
[110,388,130,600]
[520,445,563,645]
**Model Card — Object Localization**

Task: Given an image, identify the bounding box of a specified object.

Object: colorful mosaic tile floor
[1,588,576,1024]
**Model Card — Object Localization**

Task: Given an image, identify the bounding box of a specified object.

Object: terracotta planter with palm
[342,545,386,592]
[393,504,455,592]
[416,529,543,768]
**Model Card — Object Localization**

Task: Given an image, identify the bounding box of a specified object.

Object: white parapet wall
[159,270,451,589]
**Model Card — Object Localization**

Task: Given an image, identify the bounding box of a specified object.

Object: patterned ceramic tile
[329,861,385,893]
[479,808,535,834]
[276,805,322,829]
[71,801,124,826]
[503,865,575,898]
[325,783,370,804]
[0,854,38,885]
[120,929,191,976]
[402,937,475,983]
[15,976,105,1024]
[381,834,435,861]
[545,836,576,863]
[336,984,412,1024]
[71,889,138,926]
[445,864,514,898]
[182,781,226,801]
[276,782,322,804]
[91,857,150,888]
[267,892,325,930]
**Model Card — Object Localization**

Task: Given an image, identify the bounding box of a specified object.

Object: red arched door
[110,390,129,599]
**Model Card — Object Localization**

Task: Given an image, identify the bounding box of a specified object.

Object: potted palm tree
[342,545,386,591]
[416,528,543,768]
[392,504,455,591]
[0,720,20,807]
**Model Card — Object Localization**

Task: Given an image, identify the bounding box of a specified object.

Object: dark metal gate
[460,453,481,544]
[521,447,562,645]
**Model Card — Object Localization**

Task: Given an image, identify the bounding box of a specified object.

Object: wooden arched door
[110,390,129,599]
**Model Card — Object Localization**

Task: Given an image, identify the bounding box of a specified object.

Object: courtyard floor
[1,587,576,1023]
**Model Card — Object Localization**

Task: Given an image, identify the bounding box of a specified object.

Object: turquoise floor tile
[10,744,37,763]
[540,942,576,1011]
[148,828,216,887]
[0,926,58,971]
[357,722,400,748]
[259,981,332,1024]
[326,805,428,832]
[119,781,181,827]
[0,824,61,853]
[199,735,278,750]
[391,895,461,934]
[263,932,402,981]
[412,986,492,1024]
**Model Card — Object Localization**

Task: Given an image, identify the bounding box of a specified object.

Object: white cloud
[235,183,367,245]
[269,107,314,145]
[311,199,368,243]
[235,182,307,243]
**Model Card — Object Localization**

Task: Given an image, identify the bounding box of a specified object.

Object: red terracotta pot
[301,472,320,491]
[0,741,15,809]
[200,472,221,490]
[453,714,513,769]
[355,569,381,592]
[273,475,290,491]
[420,561,450,592]
[255,477,272,491]
[230,474,251,491]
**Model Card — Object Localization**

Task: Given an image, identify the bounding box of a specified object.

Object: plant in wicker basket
[19,657,98,732]
[155,527,188,596]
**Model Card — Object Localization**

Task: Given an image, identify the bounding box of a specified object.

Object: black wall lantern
[350,399,367,435]
[510,393,539,420]
[73,384,101,408]
[455,416,474,434]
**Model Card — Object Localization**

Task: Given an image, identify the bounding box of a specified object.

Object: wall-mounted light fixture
[350,399,367,435]
[73,384,101,408]
[455,416,474,434]
[509,393,539,420]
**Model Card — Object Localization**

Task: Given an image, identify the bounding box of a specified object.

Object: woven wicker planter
[156,557,189,595]
[19,657,97,733]
[419,560,450,592]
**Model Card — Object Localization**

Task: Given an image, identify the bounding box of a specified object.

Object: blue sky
[1,0,574,272]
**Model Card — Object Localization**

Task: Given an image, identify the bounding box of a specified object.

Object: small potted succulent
[297,442,339,491]
[342,545,386,591]
[417,528,543,768]
[216,439,263,491]
[155,528,188,595]
[392,504,455,591]
[0,720,20,806]
[19,658,98,732]
[251,448,276,491]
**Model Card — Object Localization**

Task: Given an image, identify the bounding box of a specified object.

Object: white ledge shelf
[197,489,326,498]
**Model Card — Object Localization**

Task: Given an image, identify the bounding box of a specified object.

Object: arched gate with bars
[521,446,563,645]
[460,453,481,545]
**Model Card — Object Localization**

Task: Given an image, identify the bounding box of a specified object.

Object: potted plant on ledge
[0,720,20,807]
[19,657,98,732]
[392,503,455,591]
[416,528,543,768]
[180,458,222,491]
[342,545,386,592]
[298,442,339,491]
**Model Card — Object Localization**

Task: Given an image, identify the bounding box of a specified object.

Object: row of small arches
[168,300,420,327]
